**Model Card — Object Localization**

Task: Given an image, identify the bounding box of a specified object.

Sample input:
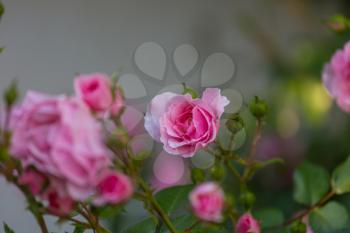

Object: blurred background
[0,0,350,232]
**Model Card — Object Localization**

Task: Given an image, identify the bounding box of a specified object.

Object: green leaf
[3,222,15,233]
[92,205,123,219]
[0,2,4,19]
[332,156,350,195]
[254,208,284,229]
[182,83,198,99]
[155,184,193,214]
[293,161,330,205]
[73,225,85,233]
[122,218,157,233]
[161,215,229,233]
[310,201,349,233]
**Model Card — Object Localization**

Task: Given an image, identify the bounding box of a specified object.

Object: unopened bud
[327,15,350,33]
[226,114,244,134]
[249,96,268,119]
[4,80,18,107]
[210,165,225,181]
[240,190,256,209]
[191,168,205,184]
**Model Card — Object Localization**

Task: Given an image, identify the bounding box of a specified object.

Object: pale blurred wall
[0,0,336,232]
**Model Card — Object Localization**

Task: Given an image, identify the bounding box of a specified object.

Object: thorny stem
[248,119,263,161]
[284,190,336,226]
[78,204,111,233]
[34,214,49,233]
[138,180,179,233]
[183,220,200,233]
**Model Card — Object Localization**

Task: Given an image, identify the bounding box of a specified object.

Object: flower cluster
[10,73,132,215]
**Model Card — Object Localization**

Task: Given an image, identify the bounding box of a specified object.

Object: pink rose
[144,88,229,157]
[189,182,225,222]
[94,170,133,206]
[235,213,260,233]
[322,41,350,112]
[19,169,46,195]
[43,181,75,216]
[10,91,111,200]
[74,73,113,112]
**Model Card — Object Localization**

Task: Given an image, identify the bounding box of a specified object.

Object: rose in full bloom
[235,213,260,233]
[322,41,350,112]
[19,169,46,195]
[74,73,124,116]
[189,182,225,222]
[144,88,229,157]
[10,91,111,200]
[94,170,133,206]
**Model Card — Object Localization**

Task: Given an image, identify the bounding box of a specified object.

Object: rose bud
[235,213,260,233]
[189,182,225,223]
[94,170,133,206]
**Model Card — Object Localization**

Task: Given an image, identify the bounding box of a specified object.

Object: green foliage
[0,147,9,162]
[154,184,193,215]
[332,156,350,195]
[210,164,225,181]
[122,218,156,233]
[3,222,15,233]
[254,208,284,229]
[163,215,229,233]
[289,220,307,233]
[92,205,123,219]
[191,168,205,184]
[0,1,4,19]
[310,201,349,233]
[73,224,85,233]
[293,161,330,205]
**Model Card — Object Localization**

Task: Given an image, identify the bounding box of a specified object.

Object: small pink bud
[94,170,133,206]
[74,73,113,113]
[235,213,260,233]
[43,184,75,216]
[19,169,46,195]
[189,182,225,223]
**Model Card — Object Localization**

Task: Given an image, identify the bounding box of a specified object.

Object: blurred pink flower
[10,91,111,201]
[235,213,260,233]
[189,182,225,222]
[19,169,46,195]
[94,170,133,206]
[144,88,229,157]
[43,181,75,216]
[323,41,350,112]
[152,151,191,191]
[74,73,124,116]
[74,73,113,112]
